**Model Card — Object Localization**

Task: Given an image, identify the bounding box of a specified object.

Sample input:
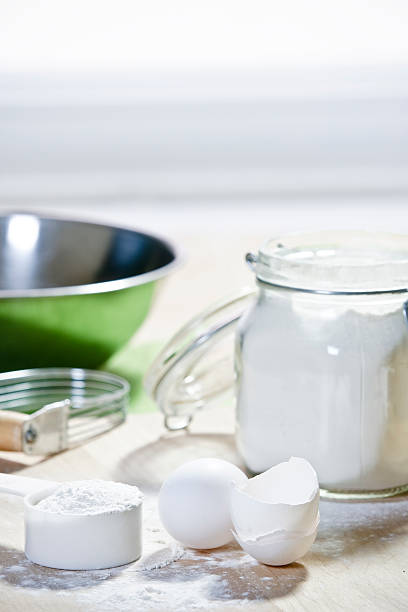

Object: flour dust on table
[1,483,408,609]
[0,495,307,610]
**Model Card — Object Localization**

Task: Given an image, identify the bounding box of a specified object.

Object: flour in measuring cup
[36,480,143,515]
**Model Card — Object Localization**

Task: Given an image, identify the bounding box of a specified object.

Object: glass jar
[146,231,408,498]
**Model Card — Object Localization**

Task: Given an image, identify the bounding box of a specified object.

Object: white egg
[158,458,247,549]
[230,457,319,566]
[233,513,320,566]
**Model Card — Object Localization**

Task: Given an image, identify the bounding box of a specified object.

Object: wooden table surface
[1,406,408,611]
[1,220,408,610]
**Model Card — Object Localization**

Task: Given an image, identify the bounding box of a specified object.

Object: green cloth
[102,340,163,413]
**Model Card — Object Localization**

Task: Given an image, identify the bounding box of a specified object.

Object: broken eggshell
[233,513,320,566]
[230,457,319,538]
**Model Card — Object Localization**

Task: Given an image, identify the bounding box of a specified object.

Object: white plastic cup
[0,474,142,570]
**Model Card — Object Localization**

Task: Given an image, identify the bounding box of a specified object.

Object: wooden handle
[0,411,28,452]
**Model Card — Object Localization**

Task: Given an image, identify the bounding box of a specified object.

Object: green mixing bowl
[0,213,179,371]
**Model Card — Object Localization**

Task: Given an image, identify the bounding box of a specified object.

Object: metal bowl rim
[0,366,130,389]
[0,210,182,298]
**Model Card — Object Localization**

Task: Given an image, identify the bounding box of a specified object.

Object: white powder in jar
[236,290,408,491]
[36,480,143,515]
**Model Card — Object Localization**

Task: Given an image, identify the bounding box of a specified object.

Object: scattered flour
[36,480,143,515]
[2,495,406,610]
[0,496,274,610]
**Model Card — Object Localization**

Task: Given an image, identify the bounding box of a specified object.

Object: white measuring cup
[0,474,142,570]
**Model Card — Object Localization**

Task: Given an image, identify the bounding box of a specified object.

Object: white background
[1,1,408,204]
[2,0,408,72]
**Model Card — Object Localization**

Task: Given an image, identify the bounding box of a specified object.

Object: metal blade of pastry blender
[22,397,127,455]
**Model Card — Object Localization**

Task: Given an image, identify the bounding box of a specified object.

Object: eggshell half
[233,513,320,566]
[230,457,319,538]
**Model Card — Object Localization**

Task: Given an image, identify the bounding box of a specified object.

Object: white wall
[2,0,408,72]
[1,1,408,203]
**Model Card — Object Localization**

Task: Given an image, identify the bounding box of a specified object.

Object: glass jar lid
[144,288,255,430]
[253,230,408,294]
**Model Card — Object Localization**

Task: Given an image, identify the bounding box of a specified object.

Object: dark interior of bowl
[0,214,175,291]
[0,213,177,371]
